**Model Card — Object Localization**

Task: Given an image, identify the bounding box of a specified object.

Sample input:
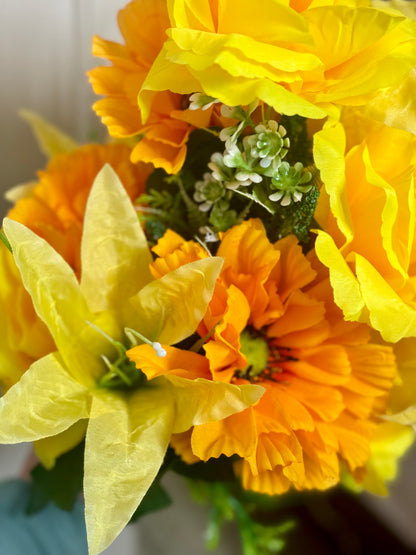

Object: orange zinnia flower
[89,0,233,174]
[1,142,149,388]
[146,219,396,494]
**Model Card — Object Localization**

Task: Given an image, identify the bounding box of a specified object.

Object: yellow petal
[163,374,264,433]
[80,165,153,316]
[0,353,89,443]
[19,109,79,158]
[84,387,175,555]
[366,68,416,136]
[128,257,223,345]
[3,218,102,384]
[382,405,416,430]
[313,119,354,243]
[355,253,416,341]
[314,231,365,321]
[4,181,37,203]
[360,421,414,496]
[34,420,88,469]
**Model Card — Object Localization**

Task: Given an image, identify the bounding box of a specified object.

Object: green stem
[0,230,12,253]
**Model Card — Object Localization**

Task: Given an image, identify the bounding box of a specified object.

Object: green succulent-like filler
[137,102,319,249]
[269,162,312,206]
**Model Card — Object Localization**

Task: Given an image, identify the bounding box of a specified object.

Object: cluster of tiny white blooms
[188,93,220,111]
[269,162,313,206]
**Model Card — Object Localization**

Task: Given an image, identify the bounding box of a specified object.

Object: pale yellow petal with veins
[80,164,153,316]
[128,257,223,345]
[84,387,175,555]
[3,218,104,385]
[19,110,79,159]
[0,353,89,443]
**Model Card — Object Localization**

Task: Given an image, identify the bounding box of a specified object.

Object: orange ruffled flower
[89,0,230,174]
[1,142,149,388]
[143,219,396,494]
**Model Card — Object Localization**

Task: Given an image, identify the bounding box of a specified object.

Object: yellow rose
[139,0,416,122]
[314,113,416,342]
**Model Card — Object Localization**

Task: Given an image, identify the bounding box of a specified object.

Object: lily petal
[0,353,89,443]
[3,218,103,384]
[128,257,223,345]
[163,374,264,434]
[84,387,175,555]
[19,110,79,158]
[80,165,153,316]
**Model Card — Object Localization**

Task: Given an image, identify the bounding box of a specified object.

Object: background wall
[0,0,126,216]
[0,1,415,554]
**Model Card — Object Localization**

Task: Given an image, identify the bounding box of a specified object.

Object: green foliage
[136,114,320,250]
[280,115,313,167]
[188,481,295,555]
[265,184,320,247]
[0,230,12,253]
[28,441,84,513]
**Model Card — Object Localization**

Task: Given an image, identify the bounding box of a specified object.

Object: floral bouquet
[1,0,416,553]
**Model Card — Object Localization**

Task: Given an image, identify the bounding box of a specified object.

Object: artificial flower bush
[1,0,416,553]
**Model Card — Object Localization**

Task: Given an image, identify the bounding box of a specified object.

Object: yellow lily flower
[0,165,263,554]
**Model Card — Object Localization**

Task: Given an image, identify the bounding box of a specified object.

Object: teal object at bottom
[0,479,87,555]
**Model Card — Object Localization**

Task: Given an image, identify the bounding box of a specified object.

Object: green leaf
[30,441,84,512]
[0,230,12,253]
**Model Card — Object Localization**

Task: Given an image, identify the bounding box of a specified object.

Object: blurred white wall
[0,0,127,216]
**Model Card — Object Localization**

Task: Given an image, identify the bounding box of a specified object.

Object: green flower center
[239,329,270,379]
[237,328,297,382]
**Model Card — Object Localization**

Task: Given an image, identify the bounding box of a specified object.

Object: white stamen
[152,342,167,357]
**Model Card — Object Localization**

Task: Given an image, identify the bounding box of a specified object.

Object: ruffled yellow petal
[355,253,416,341]
[314,231,365,321]
[0,353,89,443]
[80,165,153,316]
[313,119,354,243]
